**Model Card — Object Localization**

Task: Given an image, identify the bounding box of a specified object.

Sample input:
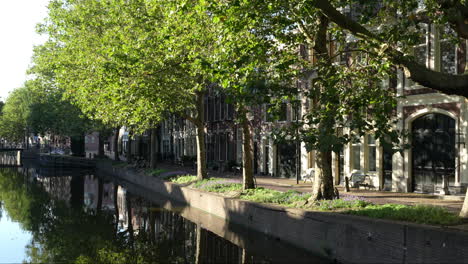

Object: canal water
[0,166,328,263]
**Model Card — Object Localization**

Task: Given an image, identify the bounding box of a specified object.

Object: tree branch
[311,0,468,97]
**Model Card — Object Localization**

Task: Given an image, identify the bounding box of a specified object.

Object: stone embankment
[97,161,468,264]
[38,154,96,168]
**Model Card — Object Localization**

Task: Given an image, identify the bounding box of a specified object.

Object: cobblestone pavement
[153,162,465,213]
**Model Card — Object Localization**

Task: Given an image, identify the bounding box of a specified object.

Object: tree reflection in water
[0,168,324,264]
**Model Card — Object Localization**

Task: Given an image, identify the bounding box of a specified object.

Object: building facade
[87,23,467,195]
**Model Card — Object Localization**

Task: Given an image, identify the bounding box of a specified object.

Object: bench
[233,165,242,175]
[302,168,314,183]
[349,172,374,190]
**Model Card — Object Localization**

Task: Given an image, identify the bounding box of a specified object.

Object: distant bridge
[0,148,23,167]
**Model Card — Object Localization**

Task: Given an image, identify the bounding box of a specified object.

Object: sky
[0,0,50,101]
[0,205,32,263]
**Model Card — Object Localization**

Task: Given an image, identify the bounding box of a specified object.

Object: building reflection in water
[114,184,324,264]
[0,166,327,264]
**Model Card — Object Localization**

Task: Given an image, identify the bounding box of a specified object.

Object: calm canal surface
[0,166,328,263]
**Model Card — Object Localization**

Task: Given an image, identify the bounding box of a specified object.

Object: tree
[36,0,229,179]
[209,1,398,198]
[0,84,35,145]
[220,0,468,212]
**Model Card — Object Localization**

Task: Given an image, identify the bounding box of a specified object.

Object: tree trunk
[135,136,141,157]
[127,134,133,163]
[126,194,134,246]
[97,177,103,213]
[241,113,255,190]
[70,175,84,209]
[309,150,335,201]
[194,91,208,180]
[25,129,29,150]
[98,134,105,158]
[195,224,204,264]
[307,15,336,201]
[460,189,468,218]
[149,210,156,245]
[150,128,158,169]
[113,128,120,161]
[195,123,207,180]
[241,249,249,264]
[113,183,119,233]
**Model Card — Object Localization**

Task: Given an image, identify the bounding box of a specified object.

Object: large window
[220,133,226,161]
[226,104,234,120]
[220,96,225,120]
[215,97,220,121]
[368,135,377,172]
[440,26,457,74]
[279,103,288,121]
[414,23,429,67]
[209,97,215,122]
[352,141,361,170]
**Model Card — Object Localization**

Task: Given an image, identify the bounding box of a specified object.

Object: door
[277,143,296,178]
[264,145,269,175]
[383,145,393,191]
[253,142,258,174]
[412,113,455,193]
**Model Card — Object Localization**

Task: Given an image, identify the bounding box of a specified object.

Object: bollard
[345,176,350,192]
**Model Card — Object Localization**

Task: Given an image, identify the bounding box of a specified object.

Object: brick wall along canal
[0,166,327,263]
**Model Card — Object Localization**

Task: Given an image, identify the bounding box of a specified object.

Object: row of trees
[4,0,468,208]
[0,80,89,148]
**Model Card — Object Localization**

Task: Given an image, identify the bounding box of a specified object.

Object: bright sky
[0,205,32,263]
[0,0,50,101]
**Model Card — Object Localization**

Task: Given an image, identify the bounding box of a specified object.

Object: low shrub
[147,169,169,178]
[112,161,127,168]
[188,179,461,226]
[193,178,242,192]
[170,175,198,184]
[241,188,311,207]
[315,195,371,211]
[345,204,461,225]
[192,177,222,188]
[203,183,243,193]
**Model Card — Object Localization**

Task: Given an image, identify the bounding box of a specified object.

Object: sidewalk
[152,162,465,213]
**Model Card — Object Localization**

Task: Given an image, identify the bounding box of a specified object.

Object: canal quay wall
[38,154,96,168]
[97,161,468,264]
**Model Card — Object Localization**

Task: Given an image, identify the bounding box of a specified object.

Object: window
[226,104,234,120]
[220,133,226,161]
[236,128,243,162]
[212,134,218,161]
[215,96,220,121]
[227,132,236,161]
[204,98,208,122]
[220,96,225,120]
[293,101,301,121]
[368,135,377,172]
[279,103,287,121]
[413,23,429,67]
[299,44,309,60]
[440,26,457,74]
[265,104,274,122]
[352,141,361,170]
[209,97,214,122]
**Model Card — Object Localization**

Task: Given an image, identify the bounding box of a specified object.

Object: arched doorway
[412,113,456,193]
